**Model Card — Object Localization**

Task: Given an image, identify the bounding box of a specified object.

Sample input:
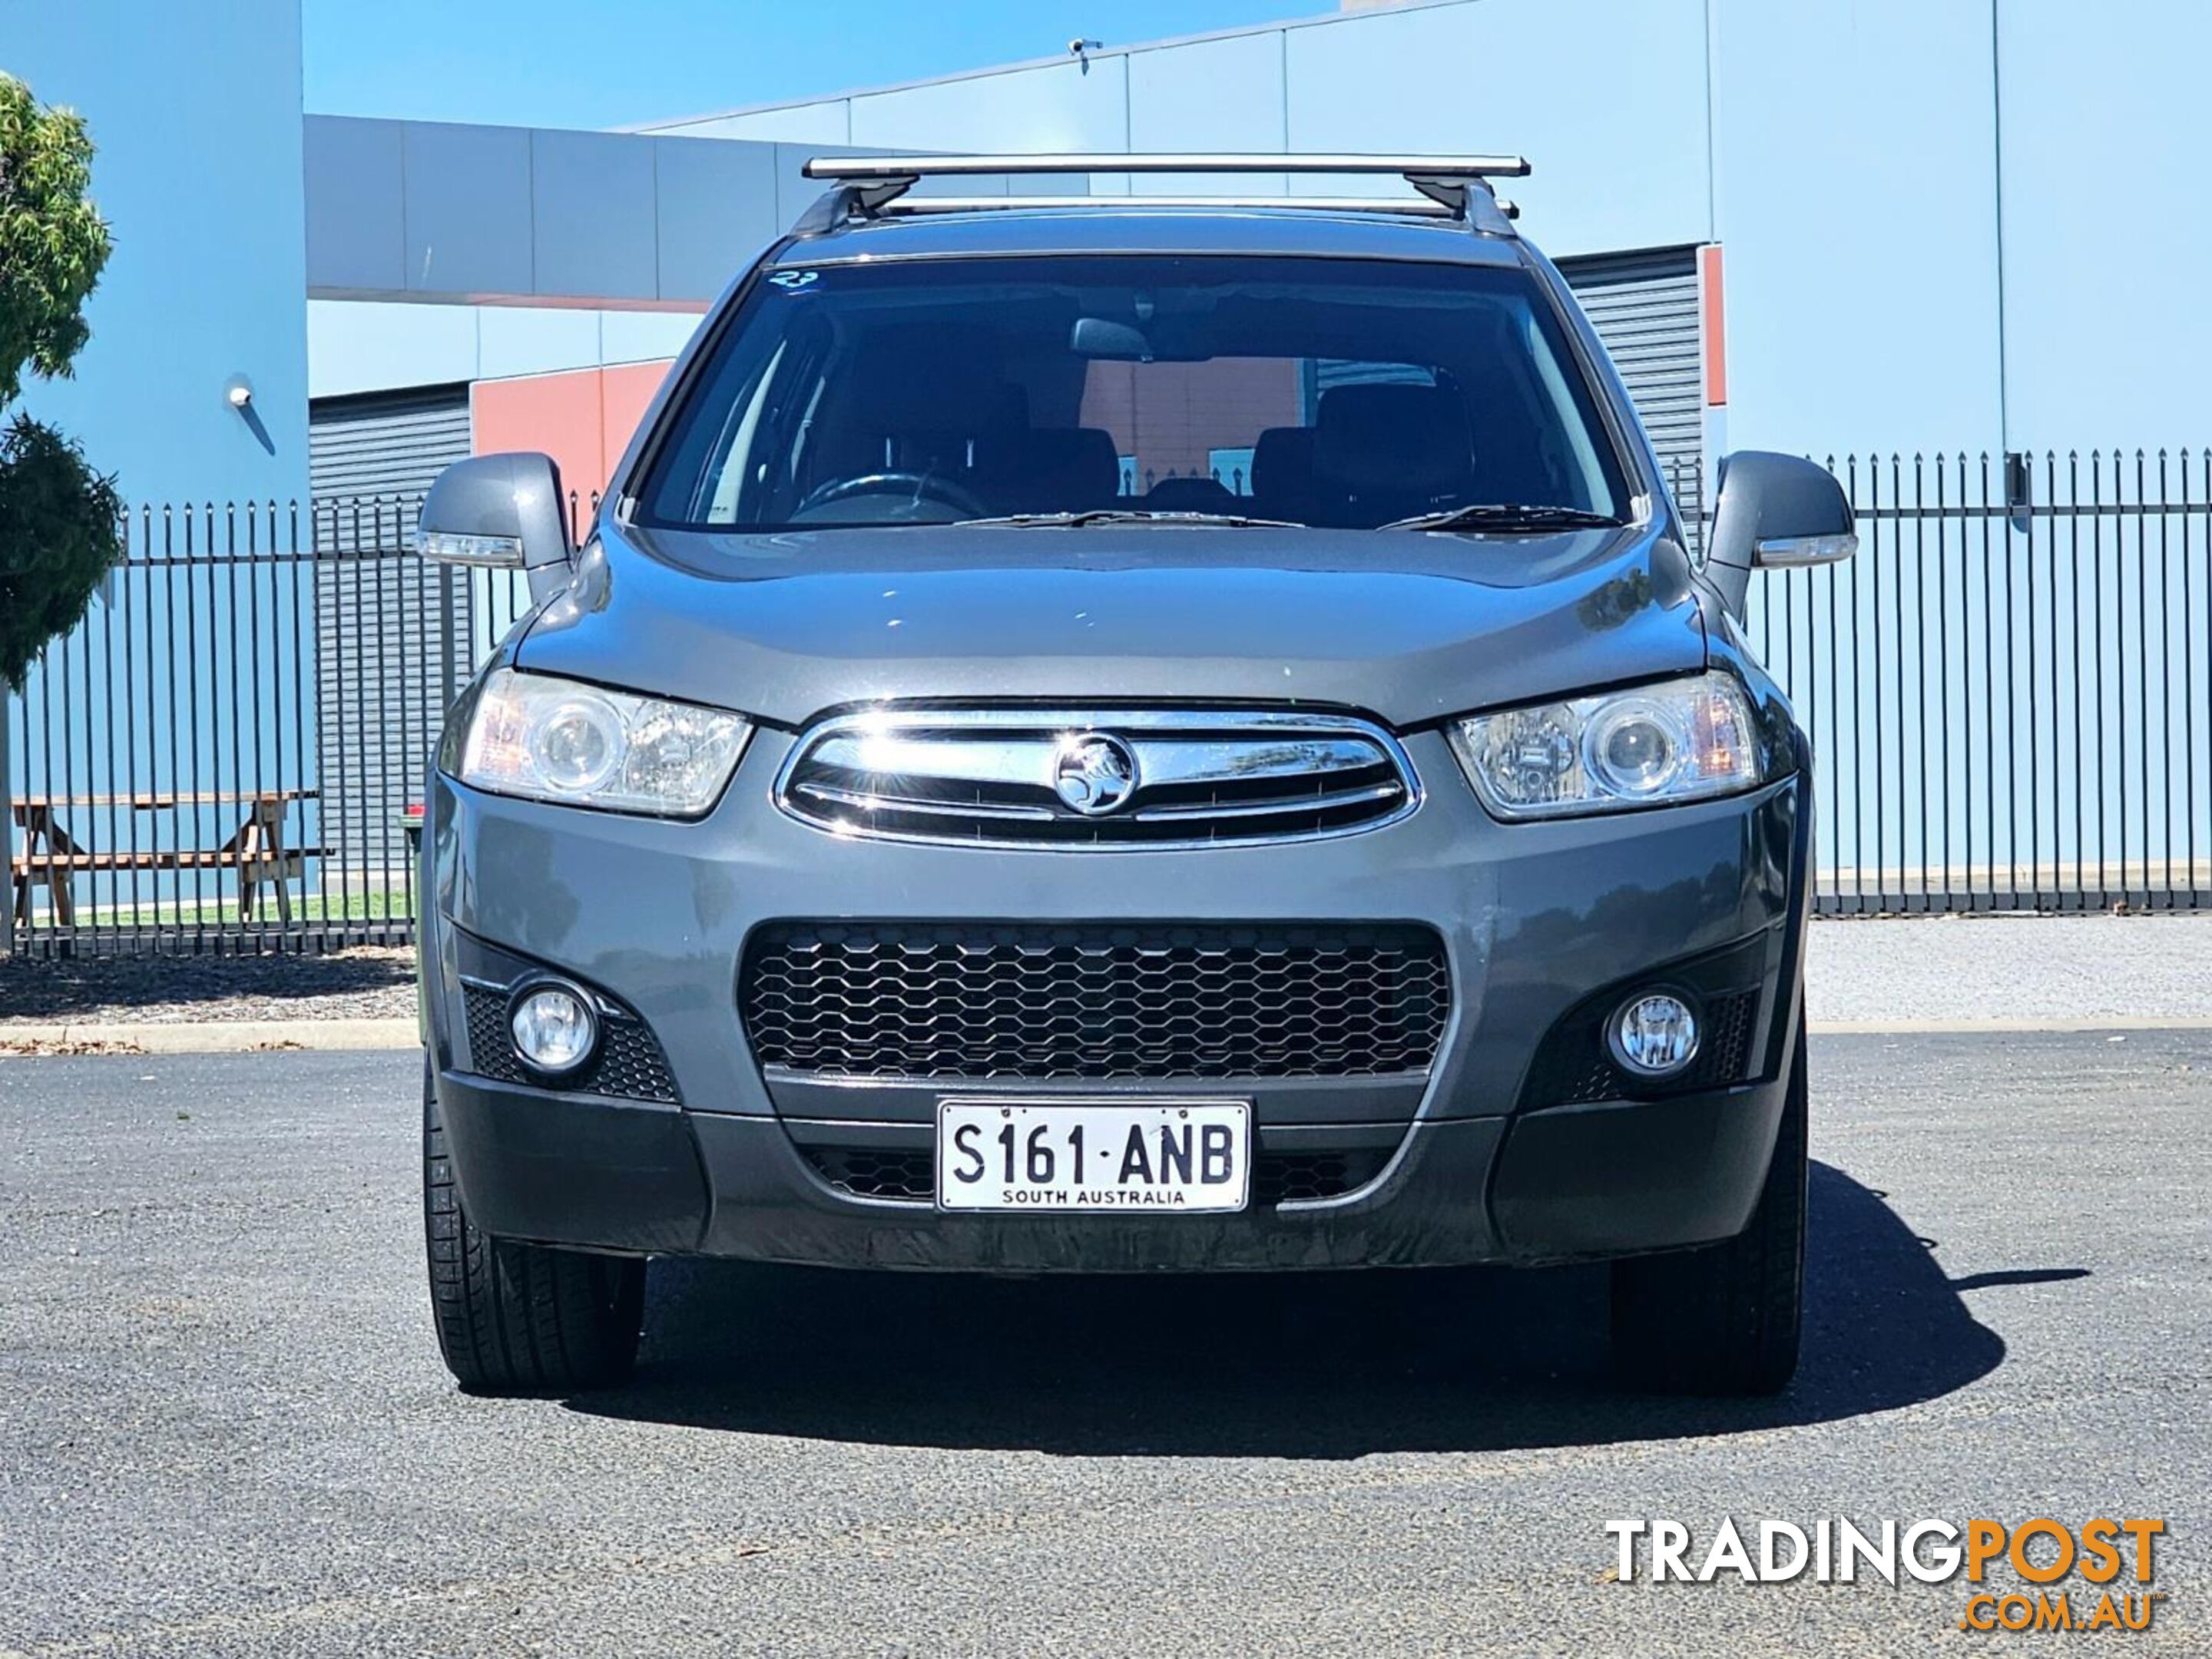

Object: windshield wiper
[956,508,1304,529]
[1379,502,1626,533]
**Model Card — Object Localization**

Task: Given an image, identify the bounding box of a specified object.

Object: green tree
[0,71,121,690]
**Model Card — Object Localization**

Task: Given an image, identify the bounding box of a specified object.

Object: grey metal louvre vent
[310,386,473,504]
[776,707,1419,849]
[309,386,476,883]
[1557,248,1704,544]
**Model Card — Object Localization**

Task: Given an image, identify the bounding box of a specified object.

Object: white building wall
[321,0,2212,468]
[1126,31,1286,162]
[850,58,1133,154]
[4,0,310,504]
[1280,0,1711,259]
[1994,0,2212,453]
[1708,0,2005,458]
[307,303,700,400]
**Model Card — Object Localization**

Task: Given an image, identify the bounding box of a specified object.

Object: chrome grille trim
[1130,780,1403,823]
[792,781,1058,823]
[773,707,1421,849]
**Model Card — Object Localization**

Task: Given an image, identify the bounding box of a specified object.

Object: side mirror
[417,452,575,603]
[1703,450,1856,617]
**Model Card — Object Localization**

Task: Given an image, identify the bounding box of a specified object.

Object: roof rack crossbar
[803,153,1530,181]
[799,153,1530,233]
[876,194,1465,219]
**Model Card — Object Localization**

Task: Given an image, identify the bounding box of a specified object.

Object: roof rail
[797,153,1530,234]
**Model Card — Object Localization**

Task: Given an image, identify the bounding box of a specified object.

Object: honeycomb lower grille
[741,922,1450,1081]
[1252,1147,1394,1206]
[801,1143,1393,1207]
[462,985,679,1103]
[806,1145,939,1204]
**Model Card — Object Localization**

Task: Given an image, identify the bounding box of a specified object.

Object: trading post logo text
[1606,1518,2166,1634]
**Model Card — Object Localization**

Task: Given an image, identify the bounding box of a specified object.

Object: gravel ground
[0,1035,2204,1656]
[4,916,2209,1030]
[1806,911,2212,1025]
[0,948,414,1026]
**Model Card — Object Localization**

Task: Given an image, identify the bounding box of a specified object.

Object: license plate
[935,1098,1251,1213]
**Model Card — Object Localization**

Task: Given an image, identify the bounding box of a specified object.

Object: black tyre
[422,1064,646,1394]
[1609,1017,1807,1396]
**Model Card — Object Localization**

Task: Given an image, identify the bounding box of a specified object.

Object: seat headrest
[981,426,1121,512]
[1144,475,1238,512]
[1250,426,1315,497]
[1313,384,1475,495]
[1023,427,1121,505]
[842,331,1021,431]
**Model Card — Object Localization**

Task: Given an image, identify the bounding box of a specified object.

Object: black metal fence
[3,498,533,957]
[4,455,2208,956]
[1735,451,2210,913]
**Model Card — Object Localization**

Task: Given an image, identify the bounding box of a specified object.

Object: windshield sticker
[769,270,821,292]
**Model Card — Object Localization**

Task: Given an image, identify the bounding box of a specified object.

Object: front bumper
[424,724,1808,1271]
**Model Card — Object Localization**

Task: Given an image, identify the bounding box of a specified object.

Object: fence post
[0,686,12,957]
[438,565,461,714]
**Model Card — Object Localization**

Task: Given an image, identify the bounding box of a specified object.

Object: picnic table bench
[10,790,324,926]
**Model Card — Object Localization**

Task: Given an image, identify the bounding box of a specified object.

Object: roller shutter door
[308,388,473,884]
[310,386,472,502]
[1558,248,1705,544]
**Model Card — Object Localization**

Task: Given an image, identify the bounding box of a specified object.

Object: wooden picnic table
[10,790,324,927]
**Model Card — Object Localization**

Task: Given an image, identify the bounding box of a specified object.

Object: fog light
[1609,992,1699,1077]
[510,982,598,1075]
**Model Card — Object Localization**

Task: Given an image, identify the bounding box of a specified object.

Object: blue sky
[303,0,1310,129]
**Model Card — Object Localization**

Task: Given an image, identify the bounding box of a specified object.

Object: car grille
[462,985,680,1103]
[1519,986,1760,1108]
[800,1142,1394,1207]
[741,922,1451,1081]
[774,707,1417,848]
[805,1144,939,1204]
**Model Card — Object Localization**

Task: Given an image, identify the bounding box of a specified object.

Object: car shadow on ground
[563,1161,2081,1458]
[0,948,413,1020]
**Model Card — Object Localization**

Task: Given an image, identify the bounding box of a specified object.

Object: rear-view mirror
[1070,316,1151,360]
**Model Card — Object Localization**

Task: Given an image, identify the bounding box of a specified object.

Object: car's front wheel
[422,1064,646,1394]
[1608,1015,1807,1396]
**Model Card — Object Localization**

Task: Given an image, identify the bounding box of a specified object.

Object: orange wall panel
[472,371,605,528]
[599,361,671,480]
[472,359,677,527]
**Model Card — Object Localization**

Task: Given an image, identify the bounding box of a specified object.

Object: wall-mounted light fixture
[224,373,274,455]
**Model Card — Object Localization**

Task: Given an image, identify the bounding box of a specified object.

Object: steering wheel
[794,471,990,520]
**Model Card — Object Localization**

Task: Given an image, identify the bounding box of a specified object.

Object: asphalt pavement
[1,1036,2206,1657]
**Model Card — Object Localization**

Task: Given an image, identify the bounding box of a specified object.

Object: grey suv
[414,154,1854,1398]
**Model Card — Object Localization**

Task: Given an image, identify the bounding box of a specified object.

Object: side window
[644,312,830,526]
[1518,310,1614,515]
[700,338,787,524]
[1207,447,1257,497]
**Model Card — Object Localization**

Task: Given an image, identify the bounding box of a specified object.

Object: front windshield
[633,253,1631,532]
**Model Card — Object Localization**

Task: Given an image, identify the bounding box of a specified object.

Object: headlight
[1449,671,1767,819]
[460,667,751,817]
